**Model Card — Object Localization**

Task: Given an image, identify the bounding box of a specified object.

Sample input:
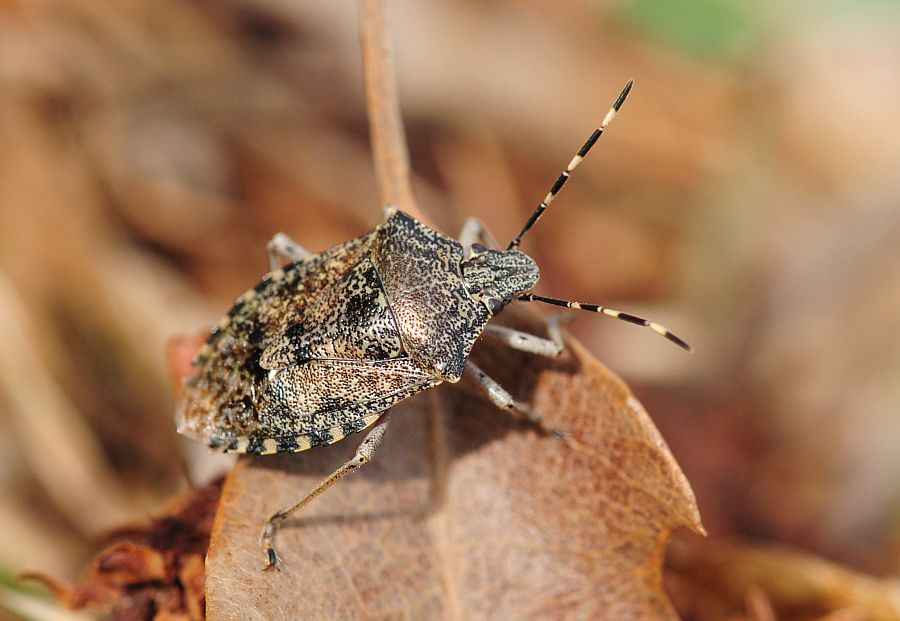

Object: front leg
[481,316,565,358]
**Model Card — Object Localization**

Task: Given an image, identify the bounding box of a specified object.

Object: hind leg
[260,413,392,570]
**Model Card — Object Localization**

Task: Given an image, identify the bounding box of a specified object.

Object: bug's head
[461,243,539,315]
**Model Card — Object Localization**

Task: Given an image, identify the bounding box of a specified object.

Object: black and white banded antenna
[507,78,633,252]
[510,79,692,352]
[517,293,691,351]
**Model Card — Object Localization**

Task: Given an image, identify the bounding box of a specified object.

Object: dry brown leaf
[205,311,703,620]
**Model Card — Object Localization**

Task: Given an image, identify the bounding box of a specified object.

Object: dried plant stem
[358,0,429,224]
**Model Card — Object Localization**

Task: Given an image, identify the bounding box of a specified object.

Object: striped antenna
[507,79,634,251]
[517,293,691,351]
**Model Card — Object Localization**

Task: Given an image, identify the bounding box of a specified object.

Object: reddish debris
[22,479,222,621]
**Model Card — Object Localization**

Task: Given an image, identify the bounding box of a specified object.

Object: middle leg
[267,232,311,271]
[458,217,501,252]
[464,362,564,439]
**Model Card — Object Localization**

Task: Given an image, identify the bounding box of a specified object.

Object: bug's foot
[515,403,567,441]
[537,420,568,442]
[260,519,283,571]
[263,545,281,572]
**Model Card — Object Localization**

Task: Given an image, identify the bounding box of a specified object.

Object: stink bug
[176,80,689,569]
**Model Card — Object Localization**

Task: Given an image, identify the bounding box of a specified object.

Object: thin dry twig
[358,0,428,224]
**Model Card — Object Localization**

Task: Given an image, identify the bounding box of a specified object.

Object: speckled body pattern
[177,210,539,455]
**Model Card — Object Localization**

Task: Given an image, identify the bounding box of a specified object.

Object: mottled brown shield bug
[176,80,690,569]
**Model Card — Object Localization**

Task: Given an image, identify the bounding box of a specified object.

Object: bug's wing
[183,357,438,455]
[372,211,489,382]
[181,232,402,448]
[258,255,404,370]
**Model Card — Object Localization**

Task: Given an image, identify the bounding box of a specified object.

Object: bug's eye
[470,243,488,255]
[487,297,504,314]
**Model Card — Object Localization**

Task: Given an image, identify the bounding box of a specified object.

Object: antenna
[507,79,634,251]
[517,293,691,351]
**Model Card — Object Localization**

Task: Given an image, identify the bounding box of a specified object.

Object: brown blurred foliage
[1,0,899,620]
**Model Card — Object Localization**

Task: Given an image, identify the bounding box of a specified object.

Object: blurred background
[1,0,899,619]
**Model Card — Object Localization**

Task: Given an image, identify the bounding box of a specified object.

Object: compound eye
[487,297,504,314]
[470,242,488,255]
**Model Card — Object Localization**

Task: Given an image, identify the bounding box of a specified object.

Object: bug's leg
[266,232,310,271]
[458,217,501,254]
[464,362,565,440]
[260,413,392,570]
[481,316,566,358]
